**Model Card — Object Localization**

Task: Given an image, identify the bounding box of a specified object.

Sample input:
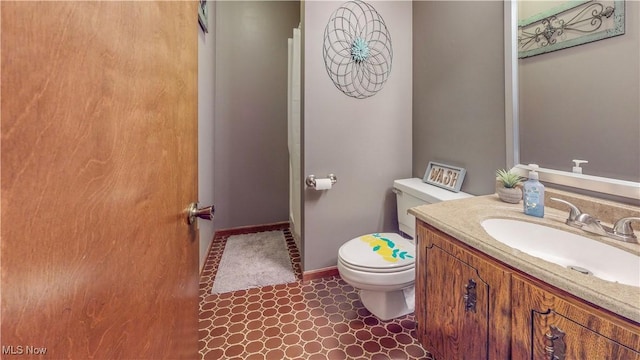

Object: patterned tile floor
[199,227,433,360]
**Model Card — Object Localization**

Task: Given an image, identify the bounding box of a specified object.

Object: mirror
[505,1,640,201]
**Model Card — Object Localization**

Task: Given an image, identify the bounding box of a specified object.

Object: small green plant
[496,169,524,188]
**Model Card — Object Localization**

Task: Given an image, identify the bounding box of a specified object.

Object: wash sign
[423,161,466,193]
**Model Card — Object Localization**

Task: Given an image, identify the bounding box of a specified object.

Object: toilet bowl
[338,232,416,320]
[337,178,472,321]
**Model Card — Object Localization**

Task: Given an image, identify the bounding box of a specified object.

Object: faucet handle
[550,198,583,227]
[612,217,640,237]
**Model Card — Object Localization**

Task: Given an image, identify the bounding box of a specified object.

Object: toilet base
[359,287,415,321]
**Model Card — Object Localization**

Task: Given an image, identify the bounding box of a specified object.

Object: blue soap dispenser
[523,164,545,218]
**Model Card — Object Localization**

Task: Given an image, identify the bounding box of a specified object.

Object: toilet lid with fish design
[339,233,415,273]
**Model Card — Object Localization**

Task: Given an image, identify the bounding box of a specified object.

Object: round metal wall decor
[323,0,393,99]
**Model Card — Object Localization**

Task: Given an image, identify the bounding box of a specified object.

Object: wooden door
[1,2,199,359]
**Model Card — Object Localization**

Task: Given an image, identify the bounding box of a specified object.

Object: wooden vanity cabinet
[511,274,640,360]
[416,221,512,360]
[415,220,640,360]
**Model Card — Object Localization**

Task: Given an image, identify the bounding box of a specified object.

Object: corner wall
[213,1,301,230]
[412,1,506,195]
[303,1,413,272]
[198,0,216,271]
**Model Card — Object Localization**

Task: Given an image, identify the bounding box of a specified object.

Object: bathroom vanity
[411,193,640,359]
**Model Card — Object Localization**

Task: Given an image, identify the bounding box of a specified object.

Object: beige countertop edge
[409,195,640,324]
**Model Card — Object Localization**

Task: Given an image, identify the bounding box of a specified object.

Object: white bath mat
[212,230,296,294]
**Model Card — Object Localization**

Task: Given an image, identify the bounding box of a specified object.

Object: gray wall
[198,0,216,270]
[214,1,300,229]
[412,1,506,196]
[303,1,413,272]
[519,1,639,182]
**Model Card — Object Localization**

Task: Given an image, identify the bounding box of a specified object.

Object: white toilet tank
[393,178,472,239]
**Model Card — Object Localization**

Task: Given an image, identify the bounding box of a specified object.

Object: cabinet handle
[544,325,566,360]
[463,278,477,312]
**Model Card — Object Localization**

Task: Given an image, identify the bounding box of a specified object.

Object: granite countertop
[409,194,640,324]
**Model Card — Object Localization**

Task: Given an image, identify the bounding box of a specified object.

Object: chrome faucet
[611,217,640,242]
[550,198,583,228]
[574,213,608,236]
[550,198,639,244]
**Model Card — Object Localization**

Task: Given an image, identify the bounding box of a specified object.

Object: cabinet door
[417,223,512,360]
[512,275,640,360]
[425,243,489,359]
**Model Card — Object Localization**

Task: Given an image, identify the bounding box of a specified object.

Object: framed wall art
[518,0,625,58]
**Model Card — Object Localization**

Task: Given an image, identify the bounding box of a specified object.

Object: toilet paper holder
[306,174,337,188]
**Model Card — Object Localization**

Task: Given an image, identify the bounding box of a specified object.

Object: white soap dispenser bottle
[572,159,588,174]
[523,164,545,218]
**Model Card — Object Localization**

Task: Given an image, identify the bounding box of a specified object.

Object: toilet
[337,178,472,320]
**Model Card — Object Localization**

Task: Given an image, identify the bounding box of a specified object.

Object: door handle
[187,203,214,224]
[463,278,477,313]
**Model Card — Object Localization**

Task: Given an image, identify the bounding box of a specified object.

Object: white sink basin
[481,219,640,287]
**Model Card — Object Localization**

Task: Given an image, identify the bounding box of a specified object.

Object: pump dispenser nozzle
[572,159,588,174]
[527,164,539,180]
